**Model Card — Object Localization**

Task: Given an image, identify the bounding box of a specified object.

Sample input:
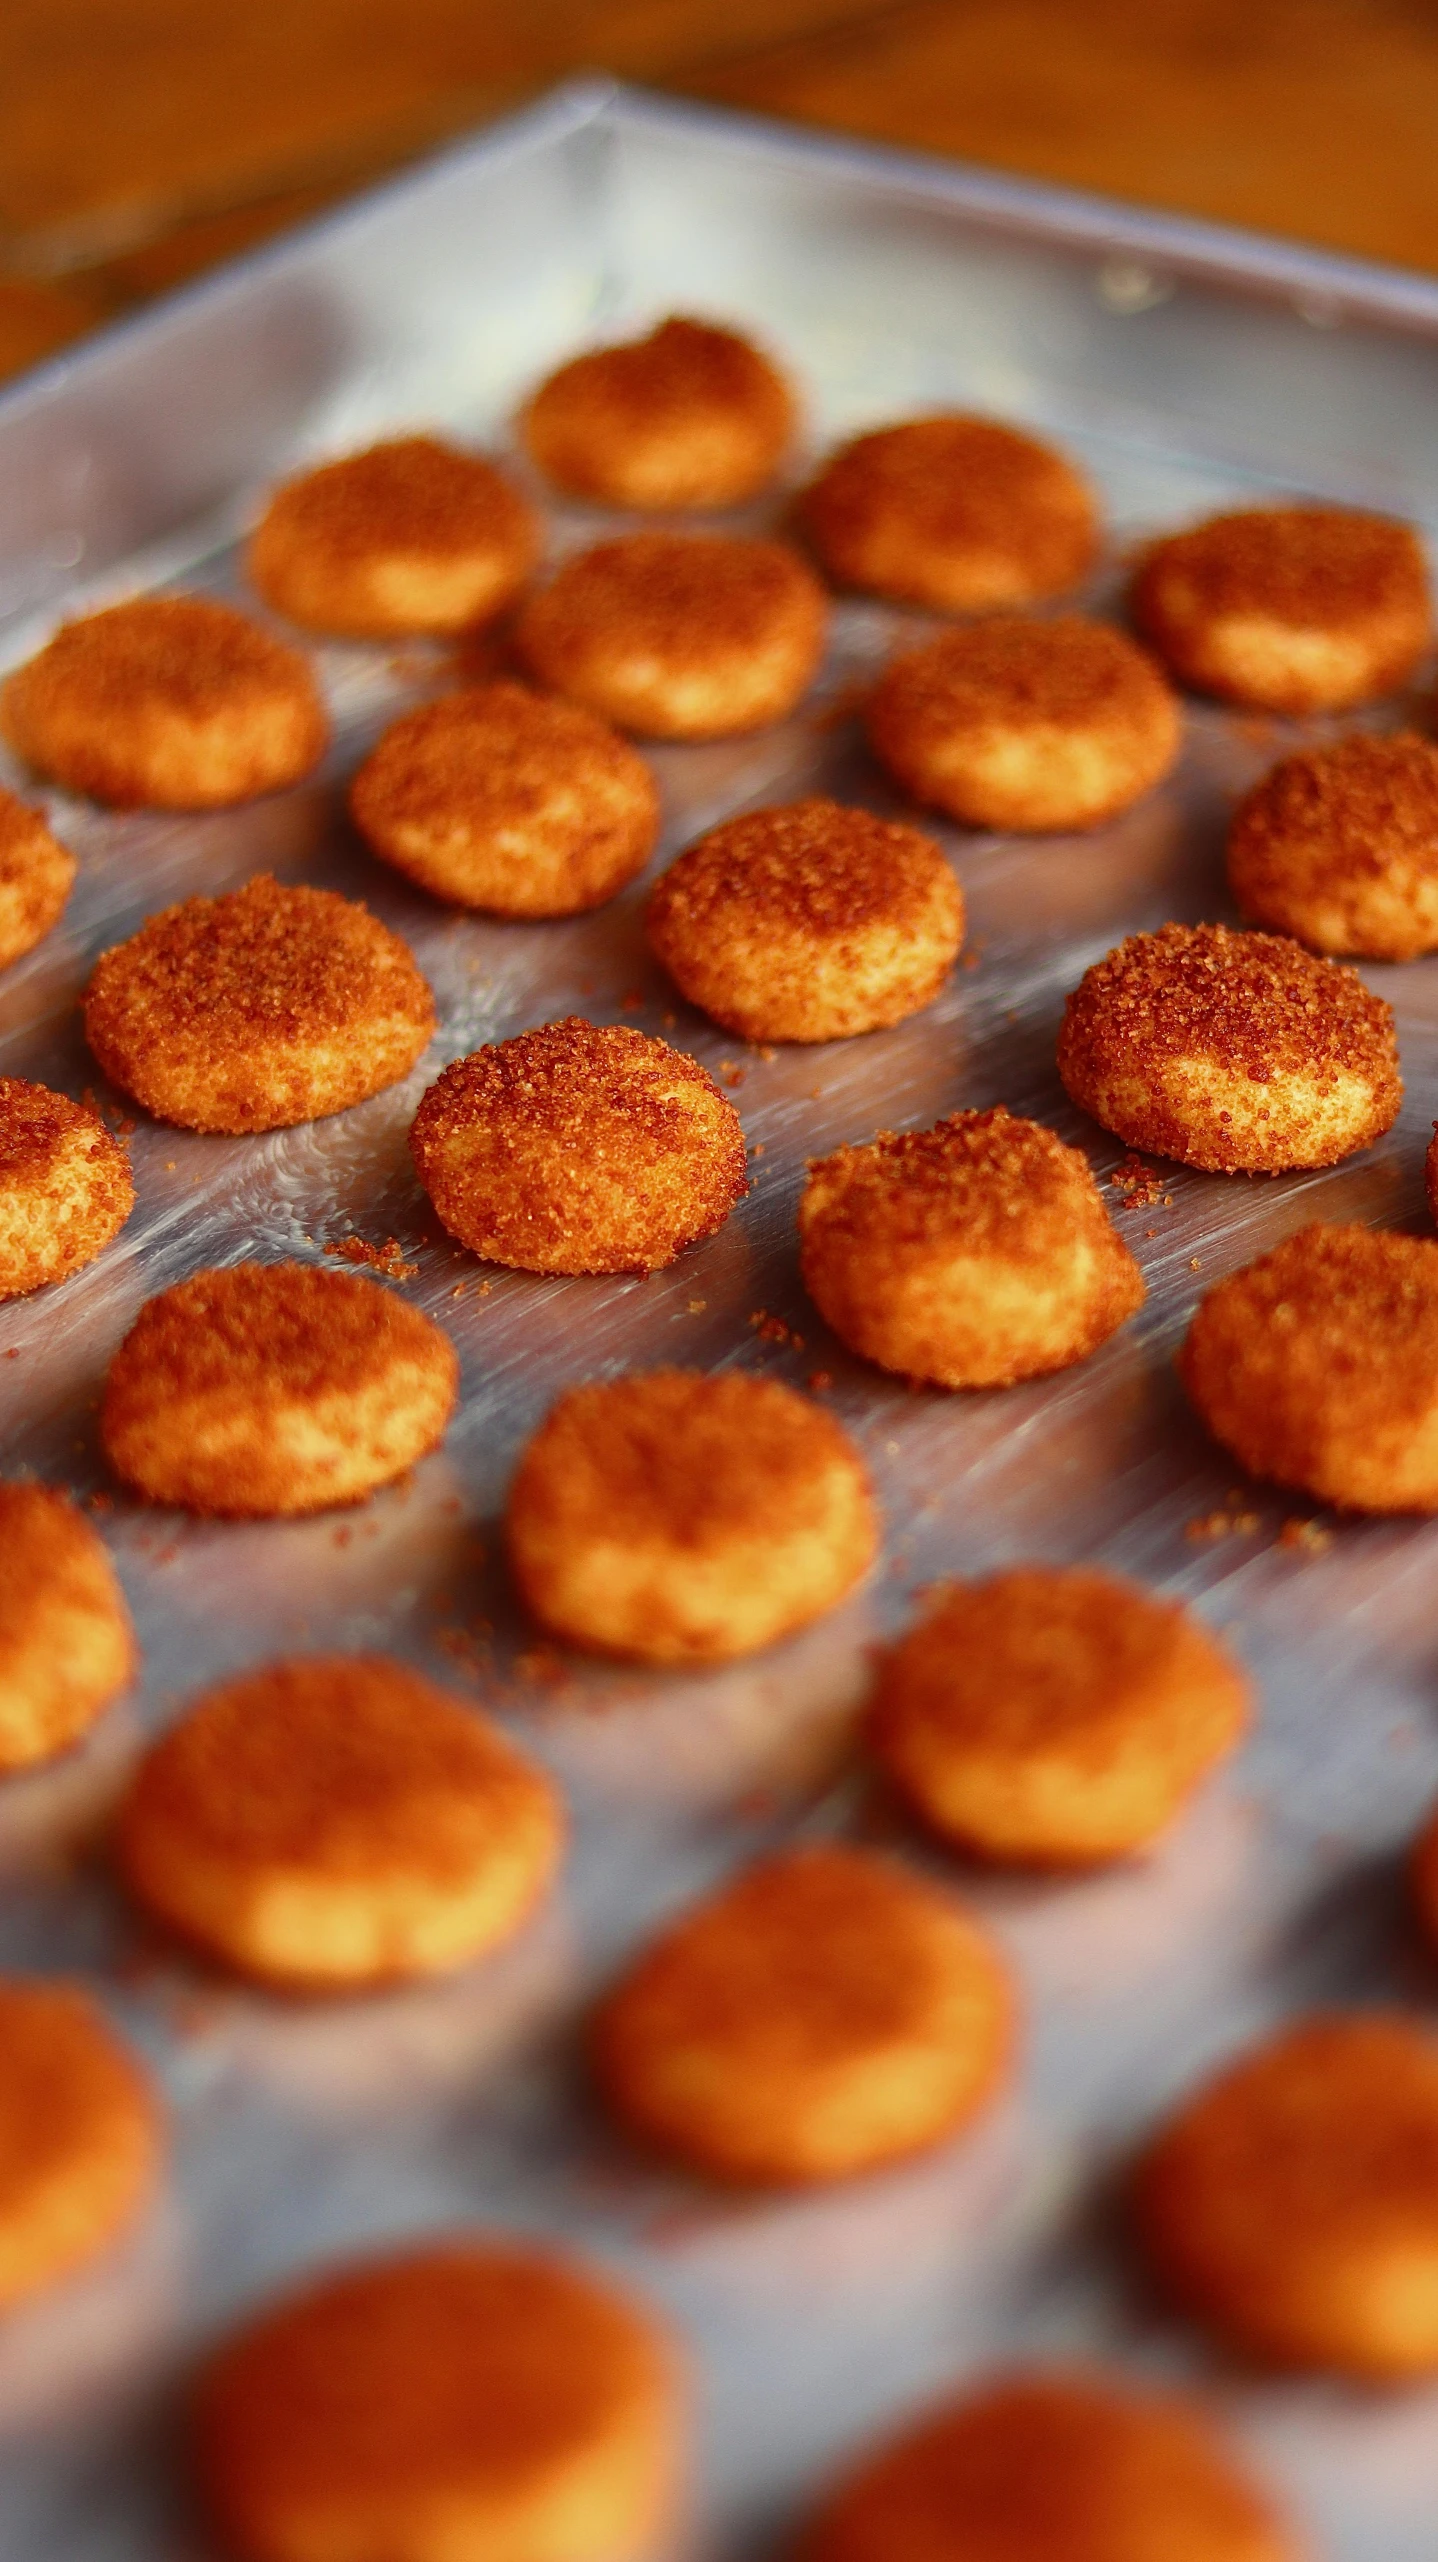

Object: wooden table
[5,0,1438,384]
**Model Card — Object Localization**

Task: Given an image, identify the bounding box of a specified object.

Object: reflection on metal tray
[4,75,1438,2562]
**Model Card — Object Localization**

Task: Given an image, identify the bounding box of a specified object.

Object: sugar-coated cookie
[593,1844,1015,2184]
[194,2241,683,2562]
[101,1262,458,1516]
[507,1370,877,1663]
[2,597,329,807]
[411,1019,746,1274]
[521,315,796,510]
[799,1107,1143,1388]
[646,797,963,1041]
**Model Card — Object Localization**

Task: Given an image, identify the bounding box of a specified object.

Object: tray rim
[5,69,1438,466]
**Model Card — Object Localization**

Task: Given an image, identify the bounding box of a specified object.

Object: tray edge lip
[4,69,1438,436]
[598,80,1438,332]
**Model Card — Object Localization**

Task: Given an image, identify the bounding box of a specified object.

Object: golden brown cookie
[117,1656,563,1990]
[0,785,75,969]
[1132,505,1431,713]
[798,2369,1300,2562]
[871,1568,1250,1866]
[798,1107,1144,1390]
[100,1262,458,1517]
[1181,1222,1438,1512]
[1057,921,1400,1173]
[506,1370,877,1663]
[1,596,329,808]
[84,874,434,1133]
[1228,731,1438,961]
[1133,2011,1438,2375]
[0,1482,135,1774]
[350,682,660,916]
[411,1018,746,1274]
[592,1843,1014,2185]
[800,414,1099,612]
[0,1078,133,1298]
[868,617,1180,833]
[0,1979,161,2311]
[515,532,827,739]
[646,798,963,1042]
[520,315,796,510]
[194,2241,682,2562]
[247,436,539,637]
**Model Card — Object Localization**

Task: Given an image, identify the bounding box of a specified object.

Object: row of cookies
[5,310,1425,2551]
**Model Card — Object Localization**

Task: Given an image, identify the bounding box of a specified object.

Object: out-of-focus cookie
[100,1262,458,1517]
[516,533,827,739]
[0,1482,135,1774]
[592,1844,1015,2184]
[84,874,434,1133]
[0,1979,161,2311]
[0,1078,133,1299]
[798,1107,1143,1389]
[1133,2011,1438,2375]
[798,2369,1300,2562]
[871,1567,1249,1865]
[117,1656,563,1990]
[521,315,796,510]
[800,414,1099,612]
[1228,731,1438,961]
[410,1019,746,1274]
[645,797,963,1041]
[868,616,1180,832]
[1058,921,1400,1172]
[1,597,329,808]
[194,2240,683,2562]
[0,786,74,969]
[247,436,539,637]
[1181,1223,1438,1512]
[506,1370,877,1663]
[1133,505,1431,713]
[350,683,660,916]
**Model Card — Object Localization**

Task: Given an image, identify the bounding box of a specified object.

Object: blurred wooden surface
[5,0,1438,382]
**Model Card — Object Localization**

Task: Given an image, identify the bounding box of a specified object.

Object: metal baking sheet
[5,76,1438,2560]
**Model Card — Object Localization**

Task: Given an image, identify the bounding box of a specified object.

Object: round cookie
[1,596,329,808]
[1057,921,1400,1173]
[247,436,539,638]
[515,532,827,740]
[0,785,75,969]
[100,1261,458,1517]
[350,682,660,917]
[1228,730,1438,961]
[800,414,1099,613]
[1181,1222,1438,1512]
[1133,2011,1438,2375]
[0,1078,133,1298]
[871,1568,1250,1866]
[84,873,434,1134]
[0,1482,135,1774]
[868,616,1180,833]
[645,797,964,1042]
[117,1656,563,1990]
[1132,504,1431,713]
[0,1979,161,2311]
[520,314,796,510]
[194,2241,682,2562]
[410,1018,746,1275]
[800,2368,1298,2562]
[506,1370,878,1664]
[798,1107,1144,1390]
[592,1843,1014,2186]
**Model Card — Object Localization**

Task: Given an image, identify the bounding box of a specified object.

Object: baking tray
[5,74,1438,2561]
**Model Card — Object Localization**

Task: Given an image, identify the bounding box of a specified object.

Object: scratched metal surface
[3,78,1438,2561]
